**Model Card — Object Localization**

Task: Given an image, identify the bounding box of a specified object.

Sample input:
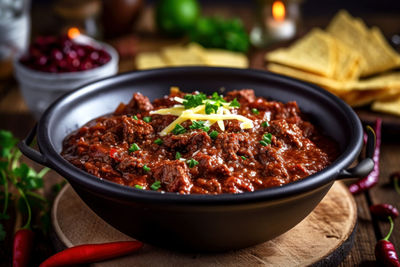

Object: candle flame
[272,1,286,21]
[68,27,81,39]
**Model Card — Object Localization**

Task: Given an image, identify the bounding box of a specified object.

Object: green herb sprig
[0,130,53,240]
[189,121,210,132]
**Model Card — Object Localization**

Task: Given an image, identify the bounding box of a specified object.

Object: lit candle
[266,1,296,40]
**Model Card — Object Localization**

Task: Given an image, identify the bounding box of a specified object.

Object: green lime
[155,0,200,36]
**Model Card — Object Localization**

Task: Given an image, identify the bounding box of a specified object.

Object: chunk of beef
[163,131,211,154]
[122,115,154,143]
[226,89,255,103]
[194,152,231,177]
[116,92,154,115]
[269,119,304,148]
[214,132,241,160]
[153,160,192,194]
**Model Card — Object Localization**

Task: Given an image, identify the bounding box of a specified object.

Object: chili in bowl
[19,67,373,251]
[61,88,339,194]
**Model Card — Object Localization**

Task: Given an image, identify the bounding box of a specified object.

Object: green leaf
[0,130,18,158]
[183,93,206,109]
[205,102,219,114]
[209,130,218,140]
[172,124,186,135]
[0,213,10,220]
[0,224,6,241]
[229,98,240,108]
[187,159,199,168]
[189,121,210,132]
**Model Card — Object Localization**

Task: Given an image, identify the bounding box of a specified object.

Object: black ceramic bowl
[19,67,374,252]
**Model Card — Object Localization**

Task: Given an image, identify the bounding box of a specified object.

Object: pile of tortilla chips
[265,10,400,116]
[136,43,248,70]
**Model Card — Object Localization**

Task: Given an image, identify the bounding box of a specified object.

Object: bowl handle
[337,125,375,179]
[18,124,50,167]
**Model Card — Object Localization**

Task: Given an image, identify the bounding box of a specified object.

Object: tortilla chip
[266,28,337,77]
[342,87,400,107]
[372,94,400,116]
[327,10,400,76]
[266,63,346,92]
[202,49,248,68]
[332,38,362,81]
[135,52,167,70]
[350,72,400,90]
[161,45,205,66]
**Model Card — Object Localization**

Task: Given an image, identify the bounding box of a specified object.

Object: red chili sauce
[61,89,338,194]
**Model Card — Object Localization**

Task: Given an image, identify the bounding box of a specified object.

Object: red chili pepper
[390,172,400,195]
[13,229,34,267]
[39,241,143,267]
[370,204,399,221]
[109,148,118,160]
[375,217,400,266]
[349,118,381,194]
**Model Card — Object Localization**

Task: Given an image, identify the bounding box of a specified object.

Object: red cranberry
[51,49,63,61]
[20,35,111,73]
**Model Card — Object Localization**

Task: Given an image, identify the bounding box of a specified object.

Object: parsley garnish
[229,98,240,108]
[261,121,269,127]
[183,93,206,109]
[211,92,227,103]
[132,115,138,120]
[150,181,161,190]
[209,130,218,139]
[0,130,51,241]
[241,156,247,160]
[260,133,272,146]
[172,124,186,135]
[143,165,150,172]
[251,108,259,115]
[154,138,163,145]
[129,143,140,152]
[205,102,219,114]
[143,116,152,123]
[187,159,199,168]
[135,185,144,189]
[175,151,182,160]
[189,121,210,132]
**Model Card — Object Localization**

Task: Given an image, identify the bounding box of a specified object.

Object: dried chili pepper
[39,241,143,267]
[349,118,381,194]
[13,229,34,267]
[370,204,399,221]
[390,172,400,195]
[375,216,400,266]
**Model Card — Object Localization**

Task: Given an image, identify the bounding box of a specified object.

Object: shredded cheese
[150,90,254,136]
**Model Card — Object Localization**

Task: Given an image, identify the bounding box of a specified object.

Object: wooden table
[1,3,400,266]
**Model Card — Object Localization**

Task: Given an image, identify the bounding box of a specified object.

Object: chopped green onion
[260,133,272,146]
[190,120,210,132]
[175,151,182,160]
[172,124,186,135]
[129,143,140,152]
[209,130,218,139]
[187,159,199,168]
[229,98,240,108]
[150,181,161,190]
[154,138,163,145]
[143,116,152,123]
[205,102,219,114]
[261,121,269,127]
[251,108,259,115]
[143,165,151,172]
[132,115,138,120]
[211,92,226,103]
[241,156,247,160]
[135,185,143,189]
[183,93,206,109]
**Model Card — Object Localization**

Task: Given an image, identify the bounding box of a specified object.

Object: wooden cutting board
[51,181,357,266]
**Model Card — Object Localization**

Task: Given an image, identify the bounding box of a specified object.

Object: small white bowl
[13,41,119,119]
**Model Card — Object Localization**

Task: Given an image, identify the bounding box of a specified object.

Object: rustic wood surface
[52,182,356,267]
[1,3,400,266]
